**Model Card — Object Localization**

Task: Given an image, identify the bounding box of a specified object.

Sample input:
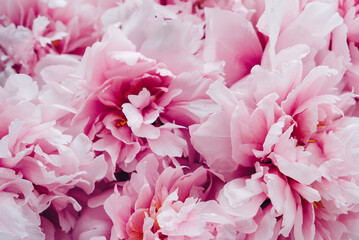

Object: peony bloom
[0,117,107,233]
[308,117,359,239]
[0,74,106,194]
[73,26,218,177]
[0,0,115,82]
[0,167,44,240]
[73,27,184,174]
[0,73,108,234]
[191,34,358,238]
[104,153,232,240]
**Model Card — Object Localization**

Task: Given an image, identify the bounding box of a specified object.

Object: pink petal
[204,8,262,86]
[148,129,187,157]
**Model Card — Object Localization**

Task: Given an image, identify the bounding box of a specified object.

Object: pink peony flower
[0,0,115,81]
[0,74,107,194]
[0,73,108,233]
[104,153,232,239]
[191,36,358,238]
[73,26,218,177]
[0,118,107,232]
[0,167,44,239]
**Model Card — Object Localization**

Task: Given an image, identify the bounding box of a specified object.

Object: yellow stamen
[115,117,127,127]
[317,122,325,127]
[313,201,323,210]
[308,139,317,143]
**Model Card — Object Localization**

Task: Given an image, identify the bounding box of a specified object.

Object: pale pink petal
[204,8,262,85]
[293,199,315,240]
[122,103,143,130]
[128,88,151,109]
[148,129,187,157]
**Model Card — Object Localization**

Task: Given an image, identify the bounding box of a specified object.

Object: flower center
[115,117,128,127]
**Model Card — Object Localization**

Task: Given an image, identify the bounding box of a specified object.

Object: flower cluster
[1,0,359,239]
